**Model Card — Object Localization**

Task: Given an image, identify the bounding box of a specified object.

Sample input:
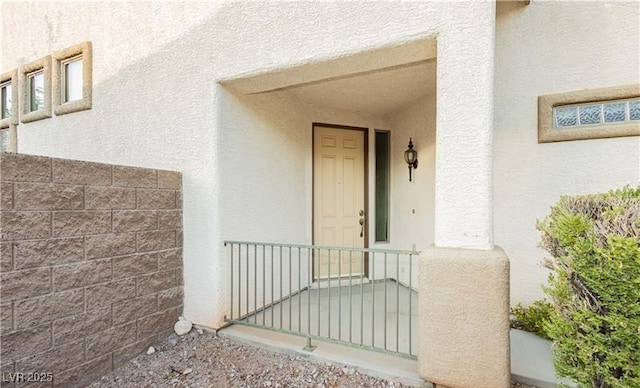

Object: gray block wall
[0,153,183,387]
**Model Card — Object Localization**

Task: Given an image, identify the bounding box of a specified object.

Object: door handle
[359,210,365,238]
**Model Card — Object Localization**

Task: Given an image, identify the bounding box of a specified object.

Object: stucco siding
[2,0,638,326]
[494,1,640,304]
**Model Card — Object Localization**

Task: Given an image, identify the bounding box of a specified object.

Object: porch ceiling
[282,60,436,116]
[220,38,437,117]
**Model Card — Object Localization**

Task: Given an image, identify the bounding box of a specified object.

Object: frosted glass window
[630,101,640,121]
[63,57,83,103]
[29,71,45,112]
[1,82,11,119]
[554,98,640,128]
[540,86,640,143]
[555,107,577,127]
[578,105,601,125]
[604,102,625,122]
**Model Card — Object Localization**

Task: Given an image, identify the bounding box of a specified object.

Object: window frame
[53,41,92,116]
[20,56,52,123]
[538,84,640,143]
[0,69,19,129]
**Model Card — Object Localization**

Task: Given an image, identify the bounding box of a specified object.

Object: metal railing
[224,240,419,359]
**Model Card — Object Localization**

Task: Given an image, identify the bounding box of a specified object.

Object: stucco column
[418,3,511,388]
[434,19,495,250]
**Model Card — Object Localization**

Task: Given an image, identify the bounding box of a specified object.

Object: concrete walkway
[220,325,574,387]
[225,280,575,387]
[511,329,576,387]
[219,324,428,387]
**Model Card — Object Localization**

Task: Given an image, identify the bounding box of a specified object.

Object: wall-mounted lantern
[404,138,418,182]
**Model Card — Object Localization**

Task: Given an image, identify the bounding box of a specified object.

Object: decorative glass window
[21,56,52,123]
[539,85,640,143]
[1,70,19,129]
[553,98,640,129]
[53,42,92,115]
[375,130,390,243]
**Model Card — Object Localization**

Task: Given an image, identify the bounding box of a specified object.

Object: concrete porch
[230,281,419,359]
[223,276,572,387]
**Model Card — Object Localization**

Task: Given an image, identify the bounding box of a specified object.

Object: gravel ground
[89,329,537,388]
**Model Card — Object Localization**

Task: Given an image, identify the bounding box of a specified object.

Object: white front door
[313,124,366,279]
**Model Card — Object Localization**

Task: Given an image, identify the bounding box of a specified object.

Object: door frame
[311,122,369,279]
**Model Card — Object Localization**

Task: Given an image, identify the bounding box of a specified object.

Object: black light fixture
[404,138,418,182]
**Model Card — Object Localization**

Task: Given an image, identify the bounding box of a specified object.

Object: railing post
[228,242,233,321]
[303,336,316,352]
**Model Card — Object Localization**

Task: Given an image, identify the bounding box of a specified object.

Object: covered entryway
[218,39,436,360]
[217,3,510,382]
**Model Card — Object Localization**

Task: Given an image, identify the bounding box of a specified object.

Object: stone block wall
[0,153,183,387]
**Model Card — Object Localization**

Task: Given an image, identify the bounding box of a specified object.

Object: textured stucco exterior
[2,1,640,385]
[419,246,511,388]
[1,0,503,329]
[494,1,640,304]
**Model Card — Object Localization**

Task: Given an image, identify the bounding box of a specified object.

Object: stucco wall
[3,0,493,328]
[0,153,182,387]
[494,1,640,304]
[386,96,436,253]
[2,0,637,327]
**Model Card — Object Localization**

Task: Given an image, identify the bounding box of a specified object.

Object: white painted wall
[495,1,640,304]
[384,96,436,253]
[4,0,636,326]
[1,1,226,327]
[4,1,496,327]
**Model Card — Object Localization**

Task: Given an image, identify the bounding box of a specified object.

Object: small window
[62,56,83,103]
[375,130,390,243]
[553,98,640,128]
[0,129,9,152]
[28,70,45,112]
[1,70,19,128]
[1,81,12,119]
[53,42,92,115]
[20,56,52,123]
[539,84,640,143]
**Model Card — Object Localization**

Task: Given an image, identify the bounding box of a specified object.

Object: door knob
[359,217,364,237]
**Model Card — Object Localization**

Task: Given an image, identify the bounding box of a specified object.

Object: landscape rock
[174,319,192,336]
[87,331,533,388]
[167,334,179,347]
[146,346,155,355]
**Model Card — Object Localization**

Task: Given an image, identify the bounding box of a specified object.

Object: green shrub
[537,187,640,388]
[510,299,554,340]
